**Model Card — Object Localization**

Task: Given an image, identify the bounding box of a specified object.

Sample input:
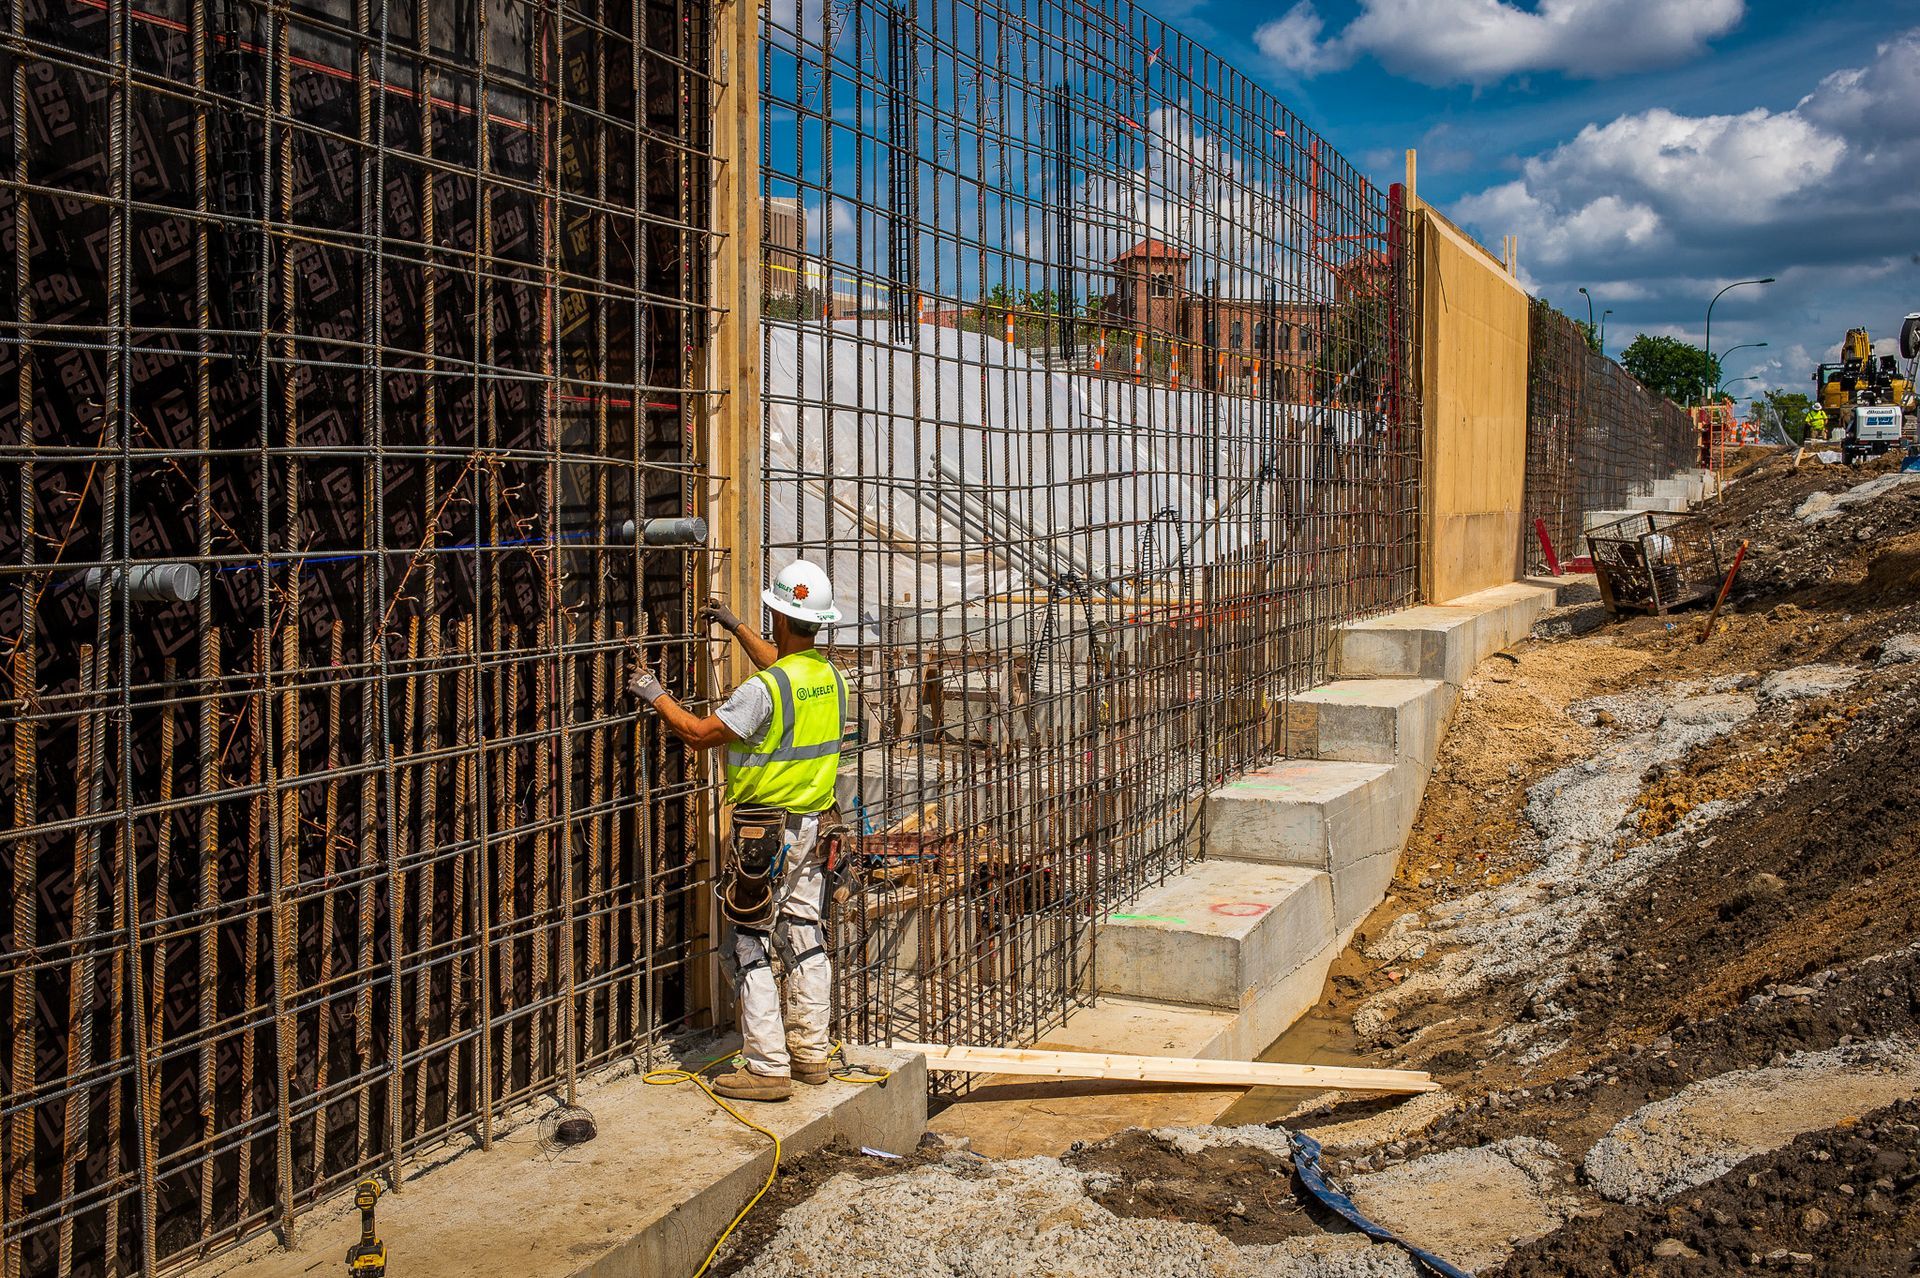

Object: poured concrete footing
[207,1044,926,1278]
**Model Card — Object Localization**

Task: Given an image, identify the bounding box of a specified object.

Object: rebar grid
[0,0,718,1273]
[1525,301,1696,574]
[758,0,1420,1061]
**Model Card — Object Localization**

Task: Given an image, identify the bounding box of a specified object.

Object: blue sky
[1161,0,1920,404]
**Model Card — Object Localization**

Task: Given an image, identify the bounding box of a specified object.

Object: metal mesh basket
[1586,511,1724,615]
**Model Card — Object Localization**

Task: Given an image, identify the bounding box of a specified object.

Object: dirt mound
[1860,530,1920,604]
[1710,451,1920,608]
[1492,1096,1920,1277]
[1391,639,1657,902]
[1063,1128,1321,1244]
[1559,676,1920,1036]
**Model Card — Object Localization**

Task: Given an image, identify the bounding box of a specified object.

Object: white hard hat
[762,559,841,625]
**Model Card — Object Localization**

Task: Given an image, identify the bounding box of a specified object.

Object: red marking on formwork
[1211,902,1270,917]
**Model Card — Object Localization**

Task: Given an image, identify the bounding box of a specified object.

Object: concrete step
[1333,583,1556,685]
[1332,604,1483,685]
[1204,758,1408,937]
[1286,677,1453,768]
[1098,858,1334,1014]
[1627,493,1687,513]
[1584,508,1640,532]
[1208,758,1396,864]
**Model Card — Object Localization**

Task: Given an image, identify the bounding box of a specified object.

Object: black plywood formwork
[0,0,718,1273]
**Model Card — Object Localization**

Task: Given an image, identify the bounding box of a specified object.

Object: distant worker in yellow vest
[1806,404,1829,441]
[627,560,847,1101]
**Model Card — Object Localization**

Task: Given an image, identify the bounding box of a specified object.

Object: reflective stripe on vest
[725,650,846,813]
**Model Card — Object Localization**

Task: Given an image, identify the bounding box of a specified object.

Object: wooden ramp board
[898,1043,1438,1094]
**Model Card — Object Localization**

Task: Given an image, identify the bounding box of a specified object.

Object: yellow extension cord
[642,1043,893,1278]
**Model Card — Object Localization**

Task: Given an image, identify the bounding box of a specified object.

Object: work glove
[701,595,743,633]
[626,643,665,706]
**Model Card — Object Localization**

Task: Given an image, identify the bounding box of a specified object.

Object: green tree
[1619,334,1721,404]
[763,286,827,321]
[1579,320,1602,354]
[1749,389,1814,443]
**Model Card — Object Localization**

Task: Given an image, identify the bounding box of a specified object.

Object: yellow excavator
[1813,325,1913,464]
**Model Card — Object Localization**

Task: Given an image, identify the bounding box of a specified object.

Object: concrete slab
[1039,996,1236,1059]
[1098,859,1334,1012]
[1523,573,1593,601]
[1213,947,1340,1061]
[1441,581,1556,649]
[1287,677,1453,768]
[1330,846,1402,939]
[207,1044,927,1278]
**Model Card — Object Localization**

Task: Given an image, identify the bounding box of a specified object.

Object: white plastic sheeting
[762,318,1374,630]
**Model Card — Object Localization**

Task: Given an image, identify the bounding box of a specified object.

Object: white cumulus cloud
[1446,28,1920,397]
[1257,0,1745,86]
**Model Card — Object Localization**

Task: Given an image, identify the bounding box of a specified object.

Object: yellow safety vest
[725,649,846,813]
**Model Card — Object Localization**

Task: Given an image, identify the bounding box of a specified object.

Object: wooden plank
[898,1043,1438,1094]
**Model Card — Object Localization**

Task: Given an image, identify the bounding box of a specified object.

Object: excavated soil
[1061,1128,1323,1244]
[1494,1097,1920,1277]
[724,450,1920,1275]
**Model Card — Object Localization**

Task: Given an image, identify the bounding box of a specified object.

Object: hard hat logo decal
[793,584,809,600]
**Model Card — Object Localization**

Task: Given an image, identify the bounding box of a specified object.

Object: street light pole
[1600,309,1612,349]
[1578,286,1594,333]
[1718,374,1759,400]
[1703,277,1776,401]
[1715,341,1769,392]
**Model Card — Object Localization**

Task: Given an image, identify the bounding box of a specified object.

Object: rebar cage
[0,0,719,1273]
[759,0,1420,1061]
[1525,301,1697,573]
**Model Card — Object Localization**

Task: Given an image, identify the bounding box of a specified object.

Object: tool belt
[719,804,787,930]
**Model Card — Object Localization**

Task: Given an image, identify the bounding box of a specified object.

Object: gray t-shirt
[715,675,774,744]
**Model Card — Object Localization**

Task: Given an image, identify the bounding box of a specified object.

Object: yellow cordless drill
[344,1177,386,1277]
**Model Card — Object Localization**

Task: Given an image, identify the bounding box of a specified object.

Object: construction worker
[1806,403,1829,442]
[627,560,846,1102]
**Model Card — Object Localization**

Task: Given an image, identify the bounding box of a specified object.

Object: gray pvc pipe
[618,516,709,547]
[84,563,202,605]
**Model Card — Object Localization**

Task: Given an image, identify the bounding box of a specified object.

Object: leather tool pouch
[719,804,785,929]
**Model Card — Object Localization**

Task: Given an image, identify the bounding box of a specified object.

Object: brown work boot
[711,1068,792,1102]
[792,1058,832,1086]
